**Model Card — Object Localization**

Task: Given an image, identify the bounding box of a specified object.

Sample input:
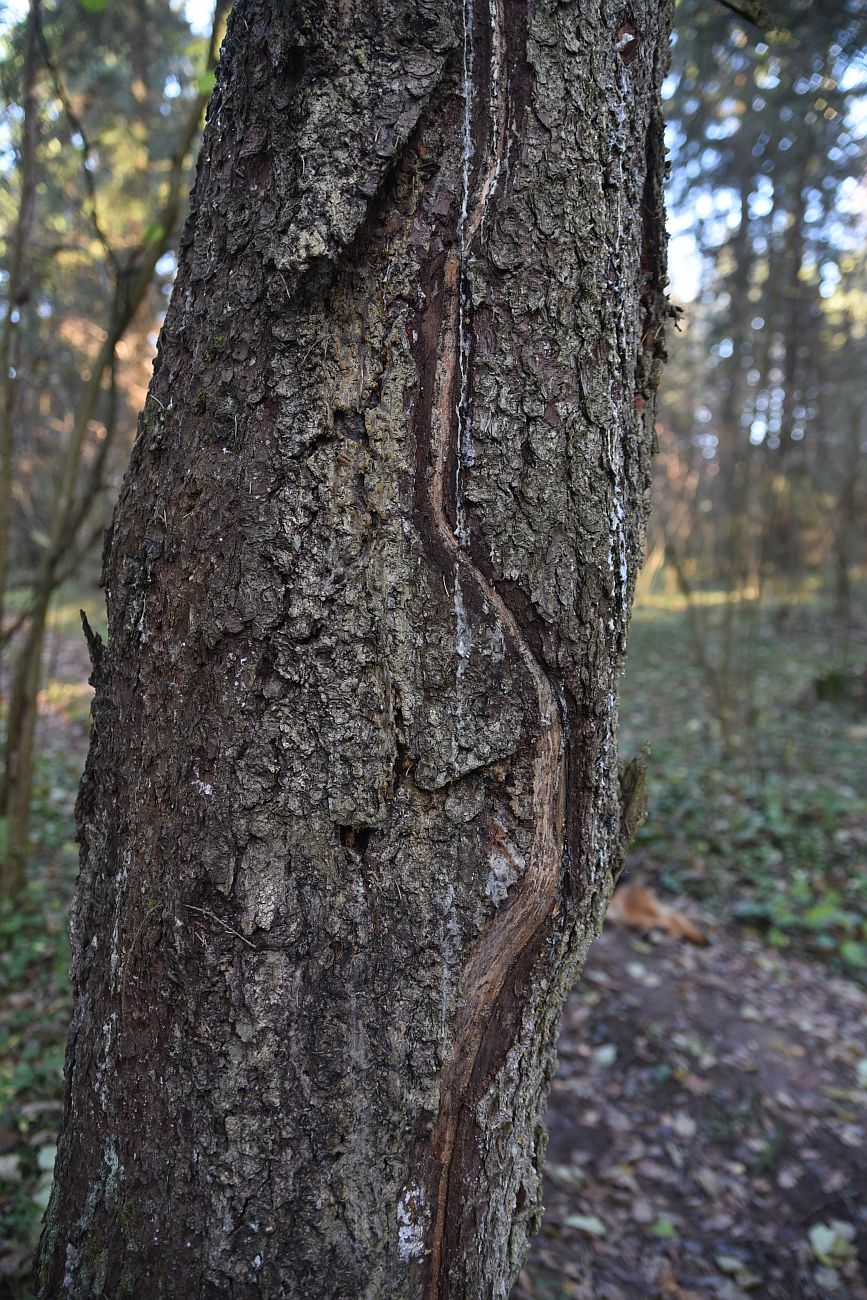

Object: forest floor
[0,582,865,1298]
[518,922,867,1300]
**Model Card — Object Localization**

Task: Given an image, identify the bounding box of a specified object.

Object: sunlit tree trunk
[37,0,671,1295]
[0,0,40,896]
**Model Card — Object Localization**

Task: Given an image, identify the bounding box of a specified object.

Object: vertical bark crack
[418,1,567,1292]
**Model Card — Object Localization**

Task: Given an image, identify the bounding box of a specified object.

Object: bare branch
[716,0,768,30]
[34,9,119,275]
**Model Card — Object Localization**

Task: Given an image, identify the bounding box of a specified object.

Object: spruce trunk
[38,0,671,1295]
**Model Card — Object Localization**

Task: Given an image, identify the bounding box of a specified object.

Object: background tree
[0,0,227,895]
[0,0,39,683]
[35,0,672,1295]
[650,0,867,746]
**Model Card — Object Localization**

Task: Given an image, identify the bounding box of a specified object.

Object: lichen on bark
[37,1,672,1297]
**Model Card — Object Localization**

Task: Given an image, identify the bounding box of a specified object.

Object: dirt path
[517,920,867,1299]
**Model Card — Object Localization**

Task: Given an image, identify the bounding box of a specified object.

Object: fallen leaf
[593,1043,618,1068]
[808,1220,856,1265]
[564,1213,607,1237]
[696,1167,719,1196]
[546,1163,585,1189]
[624,961,661,985]
[607,883,707,944]
[716,1255,745,1275]
[649,1215,678,1239]
[671,1112,697,1139]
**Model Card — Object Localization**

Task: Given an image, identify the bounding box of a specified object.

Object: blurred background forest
[0,0,865,1296]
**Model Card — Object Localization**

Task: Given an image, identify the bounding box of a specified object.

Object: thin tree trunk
[832,394,862,666]
[38,1,672,1296]
[1,2,228,892]
[3,591,47,892]
[0,0,40,769]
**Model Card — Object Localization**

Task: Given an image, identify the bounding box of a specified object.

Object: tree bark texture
[38,0,671,1295]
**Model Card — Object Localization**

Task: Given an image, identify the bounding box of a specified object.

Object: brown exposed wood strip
[418,1,567,1292]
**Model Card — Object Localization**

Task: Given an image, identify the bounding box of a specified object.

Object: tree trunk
[2,594,47,893]
[0,0,40,884]
[37,1,671,1296]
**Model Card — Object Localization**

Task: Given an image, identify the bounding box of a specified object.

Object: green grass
[0,587,94,1293]
[620,583,867,975]
[0,811,77,1294]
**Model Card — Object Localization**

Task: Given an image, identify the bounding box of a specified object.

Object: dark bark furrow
[416,7,569,1294]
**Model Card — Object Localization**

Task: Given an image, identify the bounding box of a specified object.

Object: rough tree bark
[37,0,671,1296]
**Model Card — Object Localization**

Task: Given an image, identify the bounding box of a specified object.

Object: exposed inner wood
[422,0,566,1290]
